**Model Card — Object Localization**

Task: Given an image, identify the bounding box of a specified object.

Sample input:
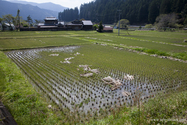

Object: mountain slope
[77,0,187,24]
[0,0,58,20]
[5,0,67,12]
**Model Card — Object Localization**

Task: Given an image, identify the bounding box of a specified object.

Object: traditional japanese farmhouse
[82,20,93,30]
[21,17,93,31]
[38,17,64,28]
[66,20,83,30]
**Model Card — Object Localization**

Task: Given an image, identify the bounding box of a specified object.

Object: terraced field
[1,30,187,123]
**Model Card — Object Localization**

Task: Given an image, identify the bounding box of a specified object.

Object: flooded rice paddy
[5,46,184,114]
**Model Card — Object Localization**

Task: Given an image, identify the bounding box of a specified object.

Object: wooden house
[103,26,113,32]
[82,20,93,30]
[66,20,83,30]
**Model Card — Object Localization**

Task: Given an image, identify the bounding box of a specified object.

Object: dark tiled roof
[67,23,82,26]
[45,17,58,21]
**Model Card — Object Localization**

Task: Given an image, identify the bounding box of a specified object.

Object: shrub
[93,24,98,30]
[145,24,153,28]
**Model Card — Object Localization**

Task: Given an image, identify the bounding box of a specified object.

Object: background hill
[5,0,67,12]
[0,0,67,20]
[59,0,187,25]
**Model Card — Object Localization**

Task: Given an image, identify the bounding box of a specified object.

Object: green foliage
[26,15,33,27]
[145,24,153,28]
[0,17,2,23]
[76,0,187,25]
[93,24,98,30]
[58,7,79,22]
[144,91,187,120]
[148,0,161,24]
[23,24,29,27]
[173,53,187,60]
[155,13,179,30]
[98,21,103,32]
[117,19,129,29]
[2,14,15,30]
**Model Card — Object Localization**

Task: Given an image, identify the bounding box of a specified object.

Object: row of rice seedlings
[38,48,186,101]
[5,47,187,116]
[6,52,72,111]
[6,50,127,114]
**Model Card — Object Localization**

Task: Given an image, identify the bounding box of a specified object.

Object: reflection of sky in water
[6,46,80,59]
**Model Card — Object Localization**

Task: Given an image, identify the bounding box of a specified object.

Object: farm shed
[44,17,58,26]
[103,26,113,32]
[66,20,83,30]
[66,23,82,30]
[82,20,93,30]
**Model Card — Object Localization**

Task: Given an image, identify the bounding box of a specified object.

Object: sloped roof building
[82,20,93,30]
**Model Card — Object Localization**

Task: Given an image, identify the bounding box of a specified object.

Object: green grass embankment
[87,91,187,125]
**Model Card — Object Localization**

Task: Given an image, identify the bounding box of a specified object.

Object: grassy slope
[87,91,187,125]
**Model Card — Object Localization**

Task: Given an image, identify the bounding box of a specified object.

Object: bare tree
[155,13,178,31]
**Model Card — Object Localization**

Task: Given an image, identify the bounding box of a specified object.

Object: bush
[145,24,153,28]
[23,24,29,27]
[93,24,98,30]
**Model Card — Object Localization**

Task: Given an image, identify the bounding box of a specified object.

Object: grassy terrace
[0,30,187,124]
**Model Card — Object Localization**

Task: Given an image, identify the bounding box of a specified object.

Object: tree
[0,18,2,23]
[0,17,2,31]
[14,9,20,31]
[17,9,20,30]
[155,13,178,31]
[2,14,15,30]
[21,20,29,27]
[117,19,129,29]
[148,0,160,24]
[26,15,33,27]
[160,0,171,14]
[93,24,98,30]
[34,19,44,24]
[98,21,103,32]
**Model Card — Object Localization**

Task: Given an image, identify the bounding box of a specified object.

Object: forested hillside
[58,0,187,25]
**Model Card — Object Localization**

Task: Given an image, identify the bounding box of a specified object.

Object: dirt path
[0,102,17,125]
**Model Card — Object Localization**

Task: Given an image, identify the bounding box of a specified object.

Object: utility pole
[17,9,20,31]
[117,10,121,36]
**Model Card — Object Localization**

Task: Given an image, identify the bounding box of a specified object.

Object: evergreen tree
[148,0,160,24]
[98,21,103,32]
[57,0,187,25]
[26,15,33,27]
